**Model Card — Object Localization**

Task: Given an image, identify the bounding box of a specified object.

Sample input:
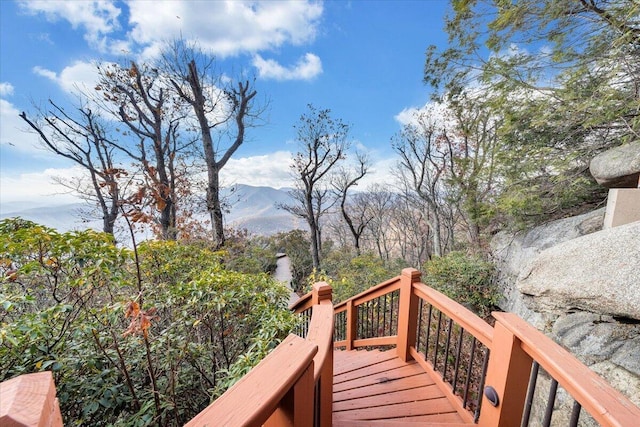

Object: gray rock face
[589,141,640,188]
[490,211,640,406]
[518,220,640,320]
[490,208,604,327]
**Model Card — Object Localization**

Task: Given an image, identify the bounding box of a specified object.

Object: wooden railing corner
[312,281,332,305]
[478,316,532,427]
[397,267,421,362]
[0,371,63,427]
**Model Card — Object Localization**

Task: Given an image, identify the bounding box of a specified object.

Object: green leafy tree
[0,219,295,426]
[425,0,638,225]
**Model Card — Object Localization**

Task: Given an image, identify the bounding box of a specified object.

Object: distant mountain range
[0,184,301,236]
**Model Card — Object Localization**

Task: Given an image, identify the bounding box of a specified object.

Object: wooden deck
[333,349,473,426]
[4,271,640,426]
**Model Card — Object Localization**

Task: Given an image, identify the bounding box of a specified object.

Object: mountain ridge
[0,184,299,236]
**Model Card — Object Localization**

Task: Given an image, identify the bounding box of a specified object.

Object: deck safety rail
[3,269,640,426]
[185,281,334,427]
[479,312,640,427]
[332,267,640,426]
[290,282,334,427]
[333,268,494,423]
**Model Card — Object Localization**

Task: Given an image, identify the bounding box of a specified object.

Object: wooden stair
[333,349,474,426]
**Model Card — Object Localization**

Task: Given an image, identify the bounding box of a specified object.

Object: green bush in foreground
[422,251,498,317]
[0,218,295,426]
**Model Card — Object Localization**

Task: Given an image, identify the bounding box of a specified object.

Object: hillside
[0,184,300,236]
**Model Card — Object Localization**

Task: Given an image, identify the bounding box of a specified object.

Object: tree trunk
[208,168,225,248]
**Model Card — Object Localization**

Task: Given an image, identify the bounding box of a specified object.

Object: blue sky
[0,0,450,207]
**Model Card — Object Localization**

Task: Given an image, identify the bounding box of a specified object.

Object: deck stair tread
[334,422,473,427]
[333,349,469,425]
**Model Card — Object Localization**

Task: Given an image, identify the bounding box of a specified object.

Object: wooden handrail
[189,281,335,427]
[185,334,317,427]
[412,282,493,348]
[290,288,313,312]
[480,312,640,427]
[0,371,63,427]
[333,275,402,312]
[293,281,334,427]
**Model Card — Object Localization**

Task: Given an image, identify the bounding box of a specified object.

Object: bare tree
[98,61,192,240]
[279,105,351,269]
[163,43,261,247]
[362,185,397,262]
[392,109,448,257]
[20,100,123,235]
[331,154,370,255]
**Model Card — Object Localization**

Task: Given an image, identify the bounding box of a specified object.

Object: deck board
[333,349,474,426]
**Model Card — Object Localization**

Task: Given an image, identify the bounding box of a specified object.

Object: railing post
[345,299,356,351]
[0,371,63,427]
[311,281,333,427]
[312,281,332,305]
[397,268,420,362]
[478,318,533,427]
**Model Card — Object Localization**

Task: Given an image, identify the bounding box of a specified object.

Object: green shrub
[0,218,295,426]
[422,252,498,316]
[322,251,404,303]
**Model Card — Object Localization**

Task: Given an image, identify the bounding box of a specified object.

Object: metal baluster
[569,400,582,427]
[473,346,491,423]
[451,328,465,394]
[442,318,454,380]
[416,299,424,352]
[521,361,540,427]
[462,337,477,409]
[376,296,381,337]
[542,379,559,427]
[389,291,395,334]
[424,304,433,360]
[382,293,388,335]
[433,310,443,369]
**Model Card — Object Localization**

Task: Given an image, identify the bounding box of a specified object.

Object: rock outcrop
[518,220,640,320]
[491,211,640,406]
[589,141,640,188]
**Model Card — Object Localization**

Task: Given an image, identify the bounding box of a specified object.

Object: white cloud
[18,0,121,52]
[394,102,450,128]
[33,61,101,94]
[0,98,44,153]
[0,166,85,205]
[126,0,323,58]
[0,83,14,97]
[358,156,398,190]
[221,151,294,188]
[253,53,322,81]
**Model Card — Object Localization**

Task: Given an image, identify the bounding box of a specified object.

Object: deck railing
[186,281,334,427]
[333,267,640,426]
[333,268,493,423]
[2,269,640,426]
[480,312,640,427]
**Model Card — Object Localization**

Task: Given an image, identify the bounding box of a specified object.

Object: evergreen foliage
[0,218,295,426]
[422,251,498,316]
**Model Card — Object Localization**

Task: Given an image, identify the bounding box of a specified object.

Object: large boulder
[589,141,640,188]
[490,211,640,405]
[490,208,604,326]
[517,220,640,320]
